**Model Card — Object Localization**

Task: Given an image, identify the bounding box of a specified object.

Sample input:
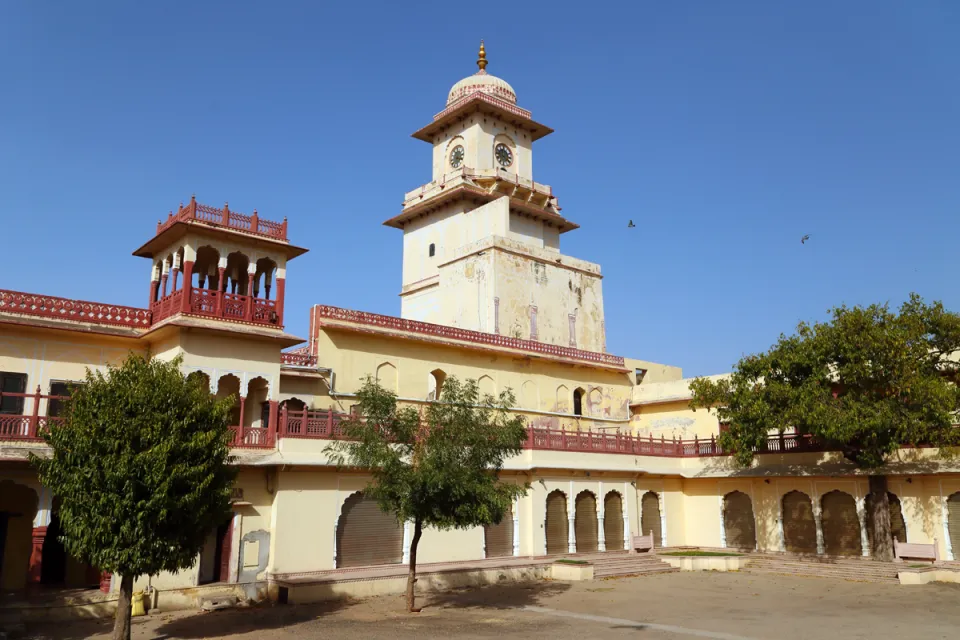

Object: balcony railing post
[279,405,287,439]
[281,217,288,240]
[221,202,230,226]
[29,385,41,439]
[189,194,198,219]
[327,409,333,436]
[250,209,259,234]
[301,407,308,436]
[245,294,253,323]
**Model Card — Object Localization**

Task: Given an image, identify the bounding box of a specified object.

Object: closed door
[782,491,817,554]
[574,492,598,553]
[820,491,862,556]
[723,491,757,550]
[948,493,960,559]
[641,492,662,547]
[484,503,514,558]
[336,494,404,568]
[545,491,568,555]
[603,493,624,551]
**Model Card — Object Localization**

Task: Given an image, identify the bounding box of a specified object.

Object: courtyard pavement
[23,572,960,640]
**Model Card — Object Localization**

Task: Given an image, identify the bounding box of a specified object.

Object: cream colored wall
[430,116,533,181]
[178,332,282,401]
[313,328,633,424]
[632,401,721,440]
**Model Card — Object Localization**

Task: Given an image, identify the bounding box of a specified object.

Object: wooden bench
[630,531,656,554]
[894,537,939,563]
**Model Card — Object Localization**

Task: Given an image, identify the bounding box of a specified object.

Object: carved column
[567,490,576,553]
[238,396,247,439]
[275,277,286,326]
[180,260,194,313]
[216,264,227,316]
[245,263,257,322]
[27,526,47,585]
[856,496,871,557]
[160,259,170,299]
[267,400,279,444]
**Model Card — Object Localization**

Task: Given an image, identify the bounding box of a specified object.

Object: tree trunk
[112,573,134,640]
[868,475,894,562]
[406,519,423,613]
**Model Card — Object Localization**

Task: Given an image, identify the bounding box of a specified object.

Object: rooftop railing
[156,196,288,241]
[0,289,152,329]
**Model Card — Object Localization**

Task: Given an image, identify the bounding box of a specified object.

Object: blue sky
[1,2,958,377]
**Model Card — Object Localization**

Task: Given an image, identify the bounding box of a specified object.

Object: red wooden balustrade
[0,289,151,328]
[313,305,626,368]
[149,287,279,327]
[155,197,288,241]
[0,388,67,440]
[280,350,318,367]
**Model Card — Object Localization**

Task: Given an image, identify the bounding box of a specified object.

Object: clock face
[495,143,513,167]
[449,145,465,169]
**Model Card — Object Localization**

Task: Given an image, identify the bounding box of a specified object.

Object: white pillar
[623,481,631,550]
[813,499,825,555]
[856,496,870,557]
[402,521,412,564]
[567,484,576,553]
[512,498,521,557]
[659,491,668,547]
[718,495,727,549]
[777,497,787,553]
[32,484,52,528]
[940,481,954,560]
[333,522,339,568]
[597,482,605,552]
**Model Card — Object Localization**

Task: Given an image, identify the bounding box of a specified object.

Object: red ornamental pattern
[0,289,151,328]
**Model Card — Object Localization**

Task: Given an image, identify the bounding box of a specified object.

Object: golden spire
[477,40,488,72]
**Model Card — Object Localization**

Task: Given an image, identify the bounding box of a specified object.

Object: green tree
[327,375,529,612]
[690,294,960,561]
[31,355,236,640]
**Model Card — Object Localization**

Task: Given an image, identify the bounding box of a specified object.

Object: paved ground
[24,572,960,640]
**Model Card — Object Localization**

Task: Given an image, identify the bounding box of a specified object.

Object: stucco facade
[3,45,960,603]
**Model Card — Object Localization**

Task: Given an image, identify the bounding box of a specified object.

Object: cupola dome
[446,41,517,106]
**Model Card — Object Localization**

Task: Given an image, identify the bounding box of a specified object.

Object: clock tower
[384,43,608,353]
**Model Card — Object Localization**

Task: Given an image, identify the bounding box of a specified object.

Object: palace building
[2,44,960,600]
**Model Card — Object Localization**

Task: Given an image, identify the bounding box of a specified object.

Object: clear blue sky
[2,2,958,377]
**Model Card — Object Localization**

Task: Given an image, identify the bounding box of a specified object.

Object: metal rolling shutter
[821,491,862,556]
[603,492,624,551]
[545,491,568,555]
[641,492,662,547]
[947,493,960,558]
[723,491,757,550]
[575,492,598,553]
[782,491,817,554]
[336,494,404,568]
[484,503,514,558]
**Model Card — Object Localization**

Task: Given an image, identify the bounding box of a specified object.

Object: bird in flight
[627,220,636,228]
[801,234,810,244]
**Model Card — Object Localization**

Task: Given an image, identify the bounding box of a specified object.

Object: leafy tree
[31,355,236,640]
[690,294,960,561]
[328,375,529,612]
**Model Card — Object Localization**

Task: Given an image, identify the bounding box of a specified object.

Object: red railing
[228,425,275,449]
[280,350,318,367]
[280,407,346,438]
[186,288,279,327]
[156,196,288,242]
[0,289,151,329]
[150,288,183,323]
[313,305,626,368]
[0,389,67,441]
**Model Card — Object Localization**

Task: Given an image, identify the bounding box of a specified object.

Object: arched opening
[280,397,306,413]
[253,257,276,300]
[865,492,908,553]
[477,375,495,398]
[574,491,598,553]
[782,491,817,554]
[723,491,757,550]
[186,370,211,393]
[245,377,270,429]
[555,385,569,413]
[484,502,514,558]
[153,261,164,301]
[545,490,568,555]
[0,480,38,591]
[336,493,404,568]
[193,246,221,291]
[603,491,624,551]
[225,252,250,296]
[948,492,960,559]
[427,369,446,401]
[820,491,862,556]
[173,247,185,291]
[428,243,436,258]
[376,363,398,394]
[215,374,241,427]
[572,388,584,417]
[41,498,101,588]
[521,381,537,410]
[640,491,663,547]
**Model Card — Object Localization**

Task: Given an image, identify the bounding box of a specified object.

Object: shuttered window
[603,492,624,551]
[821,491,862,556]
[640,491,662,547]
[545,491,568,555]
[574,492,598,553]
[0,372,26,414]
[484,503,514,558]
[336,493,404,568]
[782,491,817,554]
[723,491,757,550]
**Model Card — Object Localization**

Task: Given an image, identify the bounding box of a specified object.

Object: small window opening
[573,388,584,417]
[635,368,647,385]
[428,243,436,258]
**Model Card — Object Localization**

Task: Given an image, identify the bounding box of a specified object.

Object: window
[47,381,80,417]
[635,368,647,385]
[0,372,27,414]
[260,402,271,429]
[573,388,584,417]
[428,243,436,258]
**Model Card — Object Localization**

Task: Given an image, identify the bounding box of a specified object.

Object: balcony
[156,197,288,242]
[150,287,279,327]
[0,389,67,441]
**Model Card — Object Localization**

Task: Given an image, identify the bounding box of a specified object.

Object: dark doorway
[213,518,233,583]
[573,388,584,416]
[41,510,67,585]
[0,513,9,580]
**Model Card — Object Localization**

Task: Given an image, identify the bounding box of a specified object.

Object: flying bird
[801,234,810,244]
[627,220,636,228]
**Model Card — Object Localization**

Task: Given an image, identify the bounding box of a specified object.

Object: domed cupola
[446,41,517,106]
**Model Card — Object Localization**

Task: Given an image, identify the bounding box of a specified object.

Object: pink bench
[894,537,939,563]
[630,531,656,554]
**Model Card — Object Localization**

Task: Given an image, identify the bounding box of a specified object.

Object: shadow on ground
[423,580,571,610]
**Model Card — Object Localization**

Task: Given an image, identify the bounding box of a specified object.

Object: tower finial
[477,39,487,72]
